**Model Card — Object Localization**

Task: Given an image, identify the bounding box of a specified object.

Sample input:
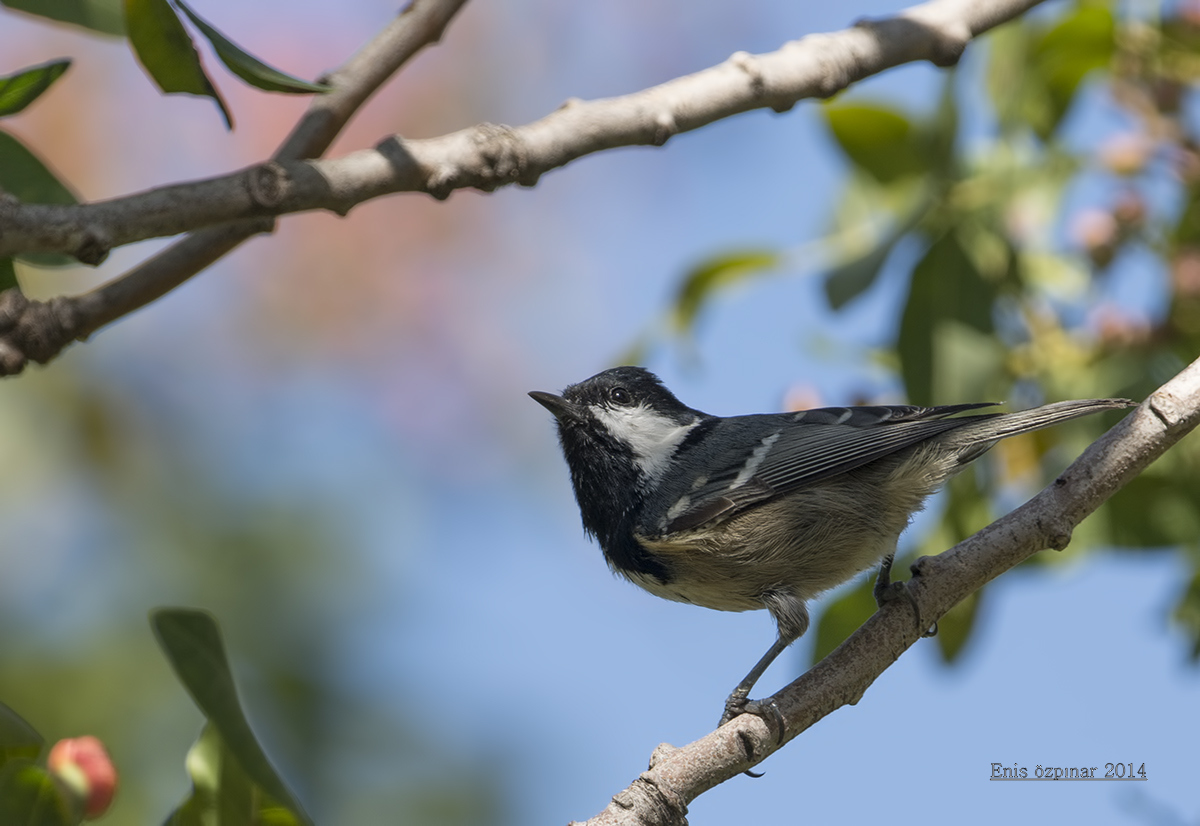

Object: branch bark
[574,354,1200,826]
[0,0,1046,375]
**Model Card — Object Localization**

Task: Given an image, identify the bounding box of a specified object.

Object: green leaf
[1032,4,1114,126]
[165,725,257,826]
[0,760,79,826]
[671,250,780,333]
[0,259,19,292]
[0,60,71,118]
[0,702,43,770]
[823,233,899,310]
[988,4,1114,140]
[1172,566,1200,661]
[124,0,232,129]
[175,1,330,94]
[897,230,999,404]
[824,104,927,183]
[0,0,125,36]
[1104,474,1200,549]
[810,578,877,665]
[151,608,312,826]
[0,130,77,205]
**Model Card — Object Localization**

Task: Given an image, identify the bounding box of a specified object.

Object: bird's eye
[609,386,632,405]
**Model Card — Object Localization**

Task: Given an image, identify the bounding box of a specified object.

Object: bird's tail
[947,397,1137,460]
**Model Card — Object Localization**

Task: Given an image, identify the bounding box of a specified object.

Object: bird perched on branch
[531,366,1134,731]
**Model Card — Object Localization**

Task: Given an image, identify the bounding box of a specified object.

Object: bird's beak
[529,390,582,422]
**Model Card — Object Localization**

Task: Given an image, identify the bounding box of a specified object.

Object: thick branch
[576,355,1200,826]
[0,0,1045,261]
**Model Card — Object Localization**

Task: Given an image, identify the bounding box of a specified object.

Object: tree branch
[1,0,1047,261]
[0,0,1045,376]
[0,0,470,375]
[574,354,1200,826]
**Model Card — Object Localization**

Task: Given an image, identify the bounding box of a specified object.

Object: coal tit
[531,366,1135,728]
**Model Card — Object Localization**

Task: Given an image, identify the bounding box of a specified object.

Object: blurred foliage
[0,363,505,823]
[658,0,1200,664]
[153,609,311,825]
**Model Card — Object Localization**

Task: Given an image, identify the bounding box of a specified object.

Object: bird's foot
[874,554,937,638]
[719,690,785,745]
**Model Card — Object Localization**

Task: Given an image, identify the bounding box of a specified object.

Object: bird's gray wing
[662,403,1000,533]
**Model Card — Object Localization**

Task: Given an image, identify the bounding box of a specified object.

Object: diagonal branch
[0,0,470,375]
[574,353,1200,826]
[0,0,1045,376]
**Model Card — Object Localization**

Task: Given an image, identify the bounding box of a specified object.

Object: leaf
[0,760,79,826]
[0,702,43,769]
[824,104,927,183]
[988,4,1114,140]
[151,609,312,826]
[1103,474,1200,549]
[124,0,232,129]
[822,232,899,310]
[822,187,934,309]
[810,577,877,665]
[0,0,125,36]
[0,60,71,118]
[0,130,77,205]
[897,230,998,404]
[1032,4,1114,127]
[1172,566,1200,661]
[0,259,19,292]
[174,1,330,94]
[671,250,779,333]
[165,725,300,826]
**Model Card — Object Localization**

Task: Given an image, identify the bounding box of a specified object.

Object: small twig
[574,354,1200,826]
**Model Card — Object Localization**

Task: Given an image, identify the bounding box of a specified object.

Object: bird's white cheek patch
[592,404,699,482]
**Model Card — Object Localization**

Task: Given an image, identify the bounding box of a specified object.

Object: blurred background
[1,0,1199,823]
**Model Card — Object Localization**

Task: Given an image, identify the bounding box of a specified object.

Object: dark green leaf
[0,60,71,118]
[0,0,124,36]
[151,608,312,826]
[824,104,927,183]
[124,0,232,129]
[0,130,77,205]
[165,725,255,826]
[0,760,79,826]
[897,230,997,404]
[672,250,779,333]
[175,1,330,94]
[1032,5,1114,125]
[1172,566,1200,661]
[989,4,1114,140]
[809,578,877,665]
[823,235,898,310]
[1104,474,1200,548]
[0,702,43,769]
[933,589,982,663]
[0,259,19,292]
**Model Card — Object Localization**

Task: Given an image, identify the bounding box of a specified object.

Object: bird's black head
[529,367,706,568]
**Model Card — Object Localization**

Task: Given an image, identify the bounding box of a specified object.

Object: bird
[529,366,1135,730]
